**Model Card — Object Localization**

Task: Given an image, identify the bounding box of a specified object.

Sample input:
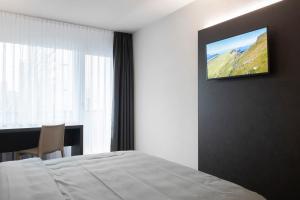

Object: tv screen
[206,27,269,80]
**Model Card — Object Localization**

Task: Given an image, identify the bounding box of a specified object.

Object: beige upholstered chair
[16,124,65,160]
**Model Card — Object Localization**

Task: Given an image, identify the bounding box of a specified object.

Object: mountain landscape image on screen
[206,28,269,79]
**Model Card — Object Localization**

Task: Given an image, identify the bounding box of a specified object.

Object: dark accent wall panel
[198,1,300,200]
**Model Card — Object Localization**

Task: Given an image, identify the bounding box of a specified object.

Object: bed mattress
[0,151,265,200]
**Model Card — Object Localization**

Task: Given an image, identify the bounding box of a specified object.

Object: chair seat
[18,147,39,156]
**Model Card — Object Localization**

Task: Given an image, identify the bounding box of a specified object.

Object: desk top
[0,125,83,154]
[0,125,83,133]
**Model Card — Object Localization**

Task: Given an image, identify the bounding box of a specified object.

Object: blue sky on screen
[206,27,267,56]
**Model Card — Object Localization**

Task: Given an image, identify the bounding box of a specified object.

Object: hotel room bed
[0,151,265,200]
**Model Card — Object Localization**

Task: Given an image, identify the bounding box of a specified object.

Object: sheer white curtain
[0,11,113,156]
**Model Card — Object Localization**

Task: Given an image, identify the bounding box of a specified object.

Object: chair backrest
[38,124,65,156]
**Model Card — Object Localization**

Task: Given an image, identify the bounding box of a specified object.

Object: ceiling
[0,0,196,32]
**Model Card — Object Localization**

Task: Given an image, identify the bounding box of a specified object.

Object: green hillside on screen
[207,33,268,79]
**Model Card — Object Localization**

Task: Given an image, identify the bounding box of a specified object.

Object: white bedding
[0,151,265,200]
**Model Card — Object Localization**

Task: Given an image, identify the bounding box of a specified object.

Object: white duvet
[0,151,265,200]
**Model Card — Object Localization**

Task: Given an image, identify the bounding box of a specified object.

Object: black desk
[0,125,83,158]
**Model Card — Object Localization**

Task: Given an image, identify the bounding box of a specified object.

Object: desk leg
[71,126,83,156]
[71,145,82,156]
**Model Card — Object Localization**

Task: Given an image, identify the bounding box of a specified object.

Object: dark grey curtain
[111,32,134,151]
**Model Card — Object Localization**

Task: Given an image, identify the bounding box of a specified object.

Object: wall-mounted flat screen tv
[206,27,269,80]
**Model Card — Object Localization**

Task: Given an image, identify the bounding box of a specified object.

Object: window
[0,12,114,154]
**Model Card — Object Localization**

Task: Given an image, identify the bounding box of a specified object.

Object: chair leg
[15,152,21,160]
[61,150,65,158]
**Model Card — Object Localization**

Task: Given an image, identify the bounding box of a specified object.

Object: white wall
[133,0,282,169]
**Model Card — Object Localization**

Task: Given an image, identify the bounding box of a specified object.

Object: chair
[16,124,65,160]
